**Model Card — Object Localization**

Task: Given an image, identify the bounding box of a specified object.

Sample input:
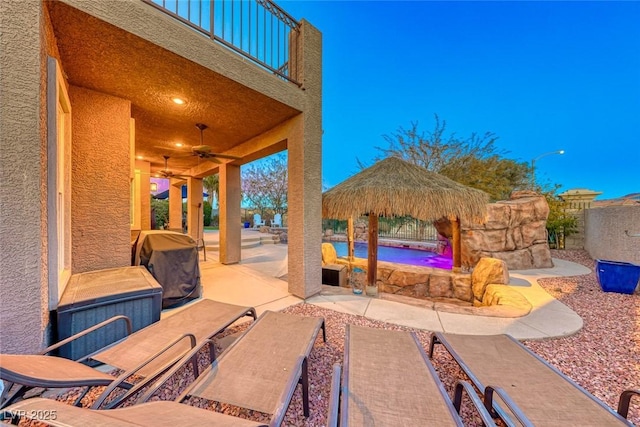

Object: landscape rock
[471,257,509,301]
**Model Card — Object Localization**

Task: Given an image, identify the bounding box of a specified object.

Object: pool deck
[182,229,590,340]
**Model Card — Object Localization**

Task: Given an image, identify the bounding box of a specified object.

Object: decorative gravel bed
[39,250,639,426]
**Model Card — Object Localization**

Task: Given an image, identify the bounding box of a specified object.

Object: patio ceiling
[47,2,300,176]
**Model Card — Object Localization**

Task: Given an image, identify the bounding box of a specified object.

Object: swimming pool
[329,241,452,270]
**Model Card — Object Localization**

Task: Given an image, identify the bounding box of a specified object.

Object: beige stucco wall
[134,160,151,230]
[585,206,640,264]
[70,86,132,273]
[0,0,49,353]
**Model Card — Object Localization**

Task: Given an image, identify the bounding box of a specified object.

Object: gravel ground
[38,250,639,426]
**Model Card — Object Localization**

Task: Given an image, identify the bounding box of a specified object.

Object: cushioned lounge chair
[0,299,256,409]
[328,325,495,426]
[138,310,326,427]
[1,398,268,426]
[429,332,639,426]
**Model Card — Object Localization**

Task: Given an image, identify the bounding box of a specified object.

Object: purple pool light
[330,241,452,270]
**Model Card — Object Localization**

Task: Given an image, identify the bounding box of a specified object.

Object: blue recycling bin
[595,260,640,294]
[244,222,250,228]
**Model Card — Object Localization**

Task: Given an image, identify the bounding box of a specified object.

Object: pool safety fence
[322,217,439,243]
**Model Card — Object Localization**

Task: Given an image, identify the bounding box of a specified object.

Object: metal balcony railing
[142,0,301,86]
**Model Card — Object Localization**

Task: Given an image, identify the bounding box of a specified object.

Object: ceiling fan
[154,155,191,179]
[175,123,241,163]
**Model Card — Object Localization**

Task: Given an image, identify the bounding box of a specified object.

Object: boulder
[471,257,509,301]
[481,284,532,314]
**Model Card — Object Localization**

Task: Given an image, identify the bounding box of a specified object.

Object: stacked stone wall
[336,257,531,317]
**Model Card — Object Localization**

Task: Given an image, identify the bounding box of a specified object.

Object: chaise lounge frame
[328,325,496,426]
[1,398,269,426]
[138,310,326,427]
[0,299,256,410]
[429,332,639,427]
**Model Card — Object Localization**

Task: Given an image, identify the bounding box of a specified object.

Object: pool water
[330,241,452,270]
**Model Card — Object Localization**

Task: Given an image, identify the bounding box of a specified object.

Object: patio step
[203,234,271,251]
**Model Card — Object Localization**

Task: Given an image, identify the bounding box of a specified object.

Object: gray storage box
[57,266,162,360]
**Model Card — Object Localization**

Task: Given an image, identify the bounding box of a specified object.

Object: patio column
[287,20,323,298]
[219,163,241,264]
[168,179,182,230]
[186,177,204,242]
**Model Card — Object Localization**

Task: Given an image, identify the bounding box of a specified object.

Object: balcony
[143,0,301,85]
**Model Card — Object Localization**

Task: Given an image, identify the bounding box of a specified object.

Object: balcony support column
[219,163,241,264]
[286,21,323,298]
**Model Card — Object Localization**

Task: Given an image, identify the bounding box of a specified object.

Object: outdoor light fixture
[150,182,158,192]
[531,150,565,187]
[171,97,185,105]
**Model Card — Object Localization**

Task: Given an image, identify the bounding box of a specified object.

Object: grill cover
[133,230,202,308]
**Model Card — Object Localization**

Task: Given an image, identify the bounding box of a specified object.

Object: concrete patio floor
[172,229,592,340]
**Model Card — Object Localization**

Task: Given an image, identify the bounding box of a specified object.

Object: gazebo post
[452,217,462,271]
[347,216,355,261]
[366,213,379,296]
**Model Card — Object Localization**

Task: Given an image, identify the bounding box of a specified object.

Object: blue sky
[280,1,640,199]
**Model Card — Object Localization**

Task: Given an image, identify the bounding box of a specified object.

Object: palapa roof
[322,157,489,223]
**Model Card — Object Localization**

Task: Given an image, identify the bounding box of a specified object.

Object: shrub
[150,198,169,229]
[203,201,212,226]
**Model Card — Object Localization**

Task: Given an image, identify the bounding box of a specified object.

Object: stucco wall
[0,0,49,353]
[70,86,131,273]
[585,205,640,264]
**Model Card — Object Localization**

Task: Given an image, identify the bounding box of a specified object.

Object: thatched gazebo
[322,156,489,295]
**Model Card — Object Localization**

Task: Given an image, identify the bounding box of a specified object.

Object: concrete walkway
[189,230,591,340]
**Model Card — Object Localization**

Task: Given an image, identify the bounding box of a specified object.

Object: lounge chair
[271,213,282,227]
[0,299,256,409]
[328,325,495,426]
[429,332,639,426]
[253,213,265,228]
[138,310,326,426]
[1,398,268,426]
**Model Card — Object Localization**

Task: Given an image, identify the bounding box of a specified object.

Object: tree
[203,174,219,207]
[375,115,530,201]
[242,153,288,214]
[439,155,530,202]
[543,187,578,248]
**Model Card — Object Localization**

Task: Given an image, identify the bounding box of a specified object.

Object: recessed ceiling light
[172,97,185,105]
[175,142,183,147]
[136,155,143,160]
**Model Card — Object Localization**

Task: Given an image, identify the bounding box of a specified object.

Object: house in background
[0,0,322,354]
